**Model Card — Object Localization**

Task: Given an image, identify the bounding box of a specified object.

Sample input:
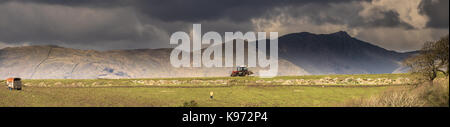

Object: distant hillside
[276,31,415,74]
[0,45,306,79]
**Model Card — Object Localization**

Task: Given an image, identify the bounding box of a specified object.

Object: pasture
[1,73,447,107]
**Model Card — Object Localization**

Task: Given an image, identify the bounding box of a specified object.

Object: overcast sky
[0,0,448,52]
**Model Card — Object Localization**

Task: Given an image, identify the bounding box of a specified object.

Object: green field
[0,85,388,107]
[1,73,447,107]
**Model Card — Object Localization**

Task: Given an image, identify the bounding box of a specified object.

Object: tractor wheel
[244,72,250,76]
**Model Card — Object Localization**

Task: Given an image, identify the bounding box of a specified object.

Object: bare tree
[434,35,449,76]
[404,35,449,84]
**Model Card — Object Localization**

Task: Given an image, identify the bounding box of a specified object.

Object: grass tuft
[347,77,449,107]
[183,100,199,107]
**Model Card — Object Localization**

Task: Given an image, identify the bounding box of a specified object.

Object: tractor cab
[236,67,248,72]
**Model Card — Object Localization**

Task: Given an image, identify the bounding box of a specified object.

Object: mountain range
[277,31,415,74]
[0,31,415,79]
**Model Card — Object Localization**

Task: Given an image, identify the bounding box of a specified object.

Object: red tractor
[230,66,253,77]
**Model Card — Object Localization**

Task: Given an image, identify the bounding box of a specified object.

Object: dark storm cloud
[0,0,448,51]
[0,0,367,50]
[265,3,414,29]
[0,2,151,50]
[8,0,366,22]
[420,0,449,28]
[369,11,413,28]
[0,0,128,7]
[134,0,334,22]
[12,0,412,28]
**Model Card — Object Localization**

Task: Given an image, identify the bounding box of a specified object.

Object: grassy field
[0,73,447,107]
[0,85,388,107]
